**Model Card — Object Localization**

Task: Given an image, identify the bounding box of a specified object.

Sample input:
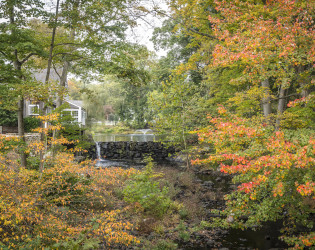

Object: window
[29,105,39,116]
[72,111,78,117]
[62,109,80,123]
[63,111,71,116]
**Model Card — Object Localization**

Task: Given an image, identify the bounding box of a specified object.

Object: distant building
[24,68,86,126]
[24,99,86,126]
[63,100,86,126]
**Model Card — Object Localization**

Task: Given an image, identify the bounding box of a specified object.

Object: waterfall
[135,129,153,135]
[95,141,127,168]
[96,141,104,160]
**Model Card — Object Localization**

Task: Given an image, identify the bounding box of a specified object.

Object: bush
[0,135,139,248]
[26,156,40,170]
[152,239,178,250]
[177,220,190,242]
[123,157,173,218]
[24,116,40,132]
[0,107,17,126]
[61,123,92,151]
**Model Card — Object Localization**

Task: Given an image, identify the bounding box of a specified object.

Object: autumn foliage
[0,115,139,248]
[192,107,315,249]
[209,0,314,83]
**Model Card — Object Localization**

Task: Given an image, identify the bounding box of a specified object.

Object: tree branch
[20,53,36,64]
[14,49,20,63]
[0,50,8,58]
[187,28,218,40]
[52,63,61,78]
[152,9,220,40]
[52,52,84,59]
[53,42,82,47]
[260,93,300,104]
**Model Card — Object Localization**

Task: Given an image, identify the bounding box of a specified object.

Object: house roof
[66,100,85,110]
[32,68,63,83]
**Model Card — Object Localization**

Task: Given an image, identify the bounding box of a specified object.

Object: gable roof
[66,100,85,110]
[32,68,63,83]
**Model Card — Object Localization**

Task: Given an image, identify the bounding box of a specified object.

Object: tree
[0,0,47,166]
[149,11,214,152]
[152,17,202,83]
[208,0,314,126]
[192,107,315,248]
[70,74,153,128]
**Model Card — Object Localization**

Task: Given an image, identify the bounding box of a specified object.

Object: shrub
[152,239,178,250]
[24,116,40,132]
[177,220,190,242]
[0,107,17,126]
[123,157,173,218]
[0,128,139,248]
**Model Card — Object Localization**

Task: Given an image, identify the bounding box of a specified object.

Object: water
[195,171,288,249]
[221,224,287,249]
[93,133,156,142]
[95,141,129,168]
[95,159,129,168]
[135,129,153,134]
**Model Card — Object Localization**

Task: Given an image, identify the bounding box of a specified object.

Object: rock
[215,177,222,182]
[203,181,214,188]
[206,240,215,247]
[226,215,234,223]
[92,141,177,160]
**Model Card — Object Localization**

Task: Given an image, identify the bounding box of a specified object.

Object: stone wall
[0,126,18,134]
[24,133,41,144]
[0,132,40,143]
[89,141,176,161]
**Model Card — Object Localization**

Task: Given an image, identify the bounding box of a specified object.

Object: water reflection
[93,133,156,142]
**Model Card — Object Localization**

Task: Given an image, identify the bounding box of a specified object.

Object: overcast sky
[61,0,170,57]
[0,0,169,57]
[126,0,169,57]
[44,0,169,57]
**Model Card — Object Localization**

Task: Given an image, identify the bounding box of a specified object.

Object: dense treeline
[0,0,314,249]
[149,0,314,248]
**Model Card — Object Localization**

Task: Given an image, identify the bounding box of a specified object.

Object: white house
[24,68,87,126]
[24,99,86,126]
[63,100,86,126]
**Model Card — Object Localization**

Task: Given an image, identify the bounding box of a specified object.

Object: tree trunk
[18,98,27,167]
[56,60,70,108]
[275,85,287,130]
[45,0,60,84]
[10,5,27,167]
[261,78,272,118]
[39,0,60,170]
[298,65,310,98]
[56,23,75,108]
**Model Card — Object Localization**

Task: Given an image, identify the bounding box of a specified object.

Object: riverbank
[96,157,288,249]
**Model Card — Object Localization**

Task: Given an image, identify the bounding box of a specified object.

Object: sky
[44,0,169,57]
[126,0,169,57]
